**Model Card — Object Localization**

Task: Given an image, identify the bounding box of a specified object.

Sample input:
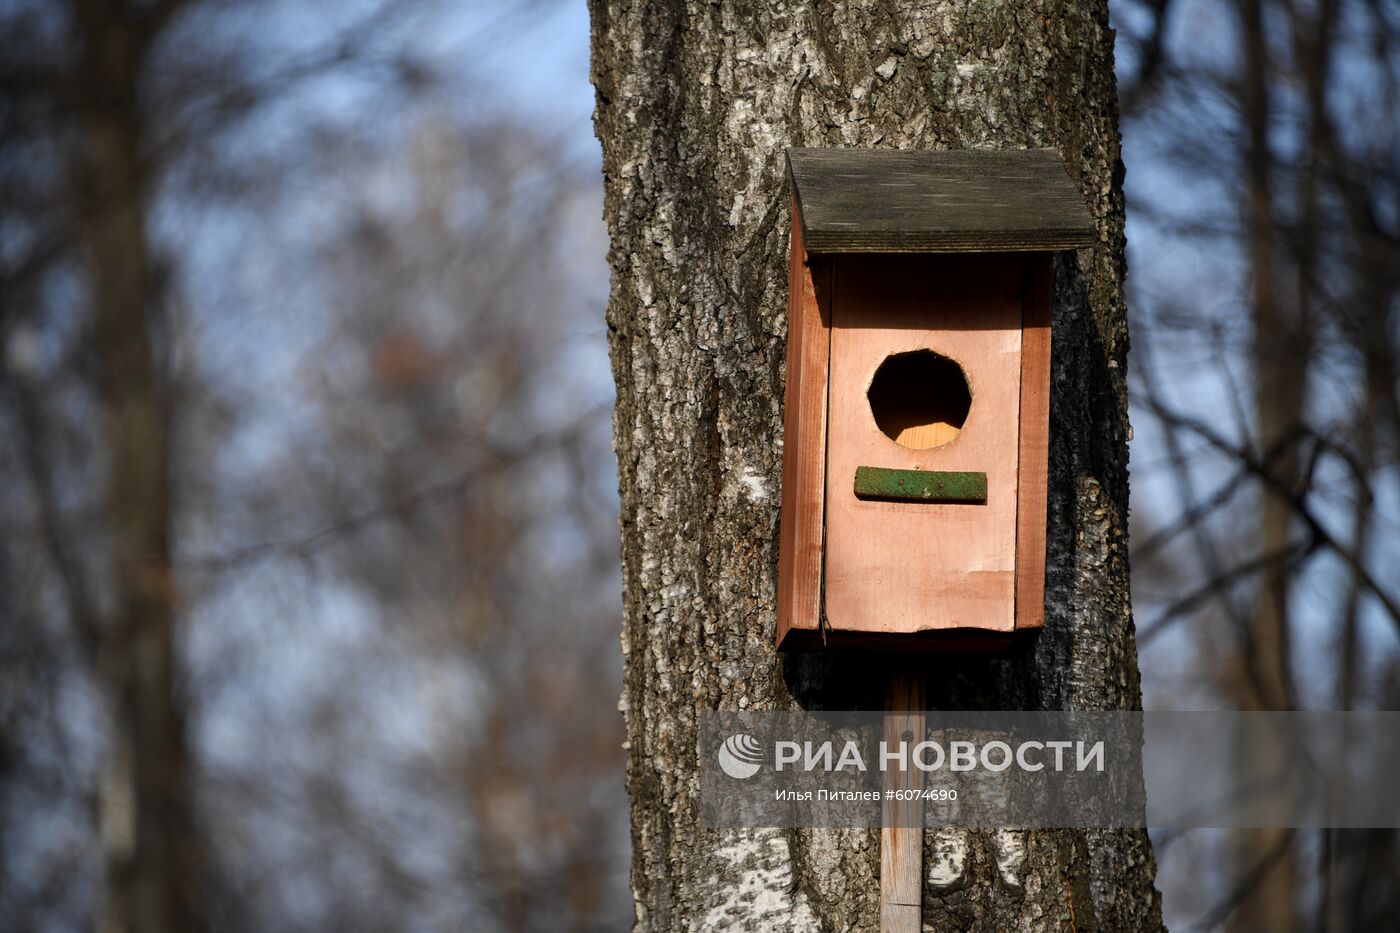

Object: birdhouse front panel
[776,147,1095,651]
[823,253,1025,636]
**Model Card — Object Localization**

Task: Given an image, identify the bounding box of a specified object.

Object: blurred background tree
[0,1,624,931]
[0,0,1396,930]
[1119,0,1400,929]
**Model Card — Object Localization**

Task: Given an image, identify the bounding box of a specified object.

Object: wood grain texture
[775,197,831,648]
[880,671,925,933]
[1015,254,1054,631]
[788,148,1097,254]
[823,253,1023,634]
[892,421,959,448]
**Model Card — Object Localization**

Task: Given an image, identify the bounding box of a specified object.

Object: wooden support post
[880,670,925,933]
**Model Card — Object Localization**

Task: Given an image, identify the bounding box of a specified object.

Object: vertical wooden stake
[880,669,925,933]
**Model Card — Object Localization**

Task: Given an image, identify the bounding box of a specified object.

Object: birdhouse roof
[786,148,1097,253]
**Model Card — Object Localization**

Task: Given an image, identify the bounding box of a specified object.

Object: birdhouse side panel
[1013,253,1053,631]
[776,203,831,647]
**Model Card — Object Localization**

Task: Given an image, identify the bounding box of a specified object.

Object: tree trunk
[1231,0,1303,927]
[589,2,1162,929]
[72,4,204,931]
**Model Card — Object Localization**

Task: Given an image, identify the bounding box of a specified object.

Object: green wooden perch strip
[853,466,987,504]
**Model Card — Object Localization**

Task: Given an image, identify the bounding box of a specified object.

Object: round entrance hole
[867,350,971,450]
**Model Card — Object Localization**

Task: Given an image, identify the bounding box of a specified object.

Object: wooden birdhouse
[776,148,1096,650]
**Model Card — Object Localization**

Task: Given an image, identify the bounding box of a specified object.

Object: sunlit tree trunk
[1231,0,1304,928]
[72,3,203,931]
[590,1,1161,929]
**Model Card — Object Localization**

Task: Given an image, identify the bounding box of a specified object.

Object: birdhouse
[776,149,1096,650]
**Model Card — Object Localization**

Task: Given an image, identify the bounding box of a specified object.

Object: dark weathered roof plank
[786,148,1097,253]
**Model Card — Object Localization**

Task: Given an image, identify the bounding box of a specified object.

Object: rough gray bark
[589,2,1163,930]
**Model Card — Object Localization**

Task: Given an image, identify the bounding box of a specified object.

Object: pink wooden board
[823,254,1025,634]
[776,200,831,645]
